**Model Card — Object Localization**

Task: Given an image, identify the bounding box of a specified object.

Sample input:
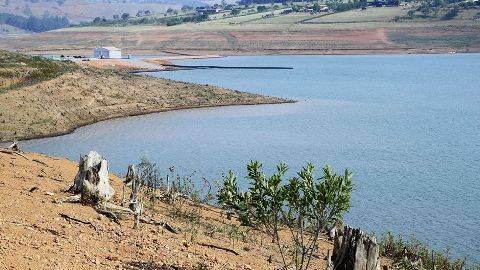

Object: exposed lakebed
[23,54,480,263]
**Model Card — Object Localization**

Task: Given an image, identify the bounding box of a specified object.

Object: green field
[251,13,321,24]
[202,9,288,25]
[306,7,409,23]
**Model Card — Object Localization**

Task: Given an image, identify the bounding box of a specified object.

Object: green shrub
[442,5,460,20]
[218,161,353,270]
[380,233,479,270]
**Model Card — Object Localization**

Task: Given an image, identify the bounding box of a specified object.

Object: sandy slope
[0,67,288,142]
[0,150,335,270]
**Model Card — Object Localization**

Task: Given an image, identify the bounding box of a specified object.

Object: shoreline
[6,100,293,144]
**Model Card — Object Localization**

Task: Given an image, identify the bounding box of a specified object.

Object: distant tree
[167,8,174,13]
[113,14,119,20]
[257,5,268,12]
[93,17,102,24]
[442,5,459,19]
[121,12,129,20]
[23,5,33,16]
[181,5,193,12]
[0,13,70,32]
[230,8,241,15]
[407,9,415,18]
[56,0,65,6]
[432,0,445,7]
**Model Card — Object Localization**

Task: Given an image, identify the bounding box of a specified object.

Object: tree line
[0,13,70,32]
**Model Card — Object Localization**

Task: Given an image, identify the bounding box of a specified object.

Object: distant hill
[0,0,189,23]
[0,23,28,35]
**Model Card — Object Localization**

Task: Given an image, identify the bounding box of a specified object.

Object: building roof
[95,47,121,51]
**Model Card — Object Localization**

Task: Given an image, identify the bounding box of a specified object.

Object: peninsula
[0,50,289,142]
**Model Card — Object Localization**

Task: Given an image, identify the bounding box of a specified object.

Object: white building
[93,47,122,59]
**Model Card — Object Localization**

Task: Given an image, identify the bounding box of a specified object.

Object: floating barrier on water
[130,64,294,73]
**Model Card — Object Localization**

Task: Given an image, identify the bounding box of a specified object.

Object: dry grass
[306,7,409,23]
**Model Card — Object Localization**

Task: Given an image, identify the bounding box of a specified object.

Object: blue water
[22,54,480,263]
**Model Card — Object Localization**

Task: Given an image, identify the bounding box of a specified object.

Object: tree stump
[70,151,114,205]
[327,226,381,270]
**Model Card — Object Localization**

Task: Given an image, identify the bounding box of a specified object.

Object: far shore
[0,53,292,143]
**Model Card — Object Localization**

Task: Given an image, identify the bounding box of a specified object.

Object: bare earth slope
[0,66,288,142]
[0,150,333,270]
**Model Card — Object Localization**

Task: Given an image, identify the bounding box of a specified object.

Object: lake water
[22,54,480,263]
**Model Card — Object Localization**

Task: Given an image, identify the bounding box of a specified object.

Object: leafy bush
[442,5,460,20]
[380,233,479,270]
[218,161,353,270]
[257,5,268,12]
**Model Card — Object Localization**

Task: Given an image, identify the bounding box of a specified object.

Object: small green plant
[218,161,353,270]
[226,223,241,249]
[380,233,479,270]
[196,263,209,270]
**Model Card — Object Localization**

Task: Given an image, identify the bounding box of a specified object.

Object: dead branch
[140,217,178,234]
[95,207,120,225]
[32,159,50,168]
[58,194,81,203]
[104,202,135,214]
[60,213,97,231]
[198,243,240,256]
[0,149,29,160]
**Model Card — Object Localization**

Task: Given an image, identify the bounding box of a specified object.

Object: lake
[22,54,480,263]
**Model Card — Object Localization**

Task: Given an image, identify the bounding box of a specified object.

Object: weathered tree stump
[69,151,114,204]
[60,151,134,224]
[8,141,21,152]
[327,226,380,270]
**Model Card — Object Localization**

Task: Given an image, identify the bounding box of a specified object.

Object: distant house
[93,47,122,59]
[195,6,221,15]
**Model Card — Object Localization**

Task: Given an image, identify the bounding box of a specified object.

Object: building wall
[108,50,122,59]
[93,49,122,59]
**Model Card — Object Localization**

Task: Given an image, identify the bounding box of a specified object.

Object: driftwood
[60,213,97,231]
[327,226,380,270]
